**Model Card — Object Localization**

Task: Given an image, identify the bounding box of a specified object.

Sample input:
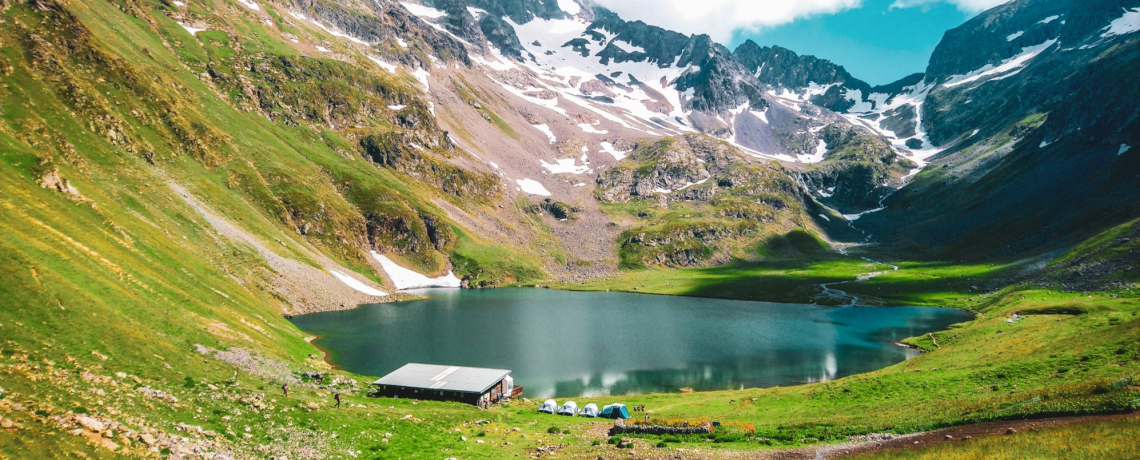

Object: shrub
[547,426,560,434]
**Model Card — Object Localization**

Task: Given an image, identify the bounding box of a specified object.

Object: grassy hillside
[2,0,1139,458]
[5,227,1138,458]
[0,0,549,285]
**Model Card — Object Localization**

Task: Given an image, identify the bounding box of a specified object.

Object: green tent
[600,403,630,419]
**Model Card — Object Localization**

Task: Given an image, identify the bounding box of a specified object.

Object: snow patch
[676,177,709,191]
[466,7,487,19]
[556,0,581,15]
[578,123,609,134]
[1039,15,1060,24]
[844,89,874,113]
[843,207,885,221]
[367,56,397,73]
[471,47,518,71]
[371,252,462,290]
[750,109,769,124]
[532,124,558,143]
[943,39,1057,89]
[237,0,259,11]
[609,39,646,54]
[329,270,387,296]
[516,178,552,196]
[400,2,446,19]
[540,157,590,175]
[290,11,370,45]
[1119,144,1132,156]
[315,46,331,53]
[797,139,828,164]
[1006,31,1024,41]
[503,16,697,137]
[1101,7,1140,38]
[411,67,431,92]
[388,104,406,110]
[599,142,630,160]
[178,23,207,35]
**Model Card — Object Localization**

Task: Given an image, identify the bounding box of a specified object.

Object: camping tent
[538,399,558,414]
[579,403,600,418]
[600,403,630,419]
[557,401,579,416]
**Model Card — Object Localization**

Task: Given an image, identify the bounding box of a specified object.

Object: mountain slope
[859,0,1140,259]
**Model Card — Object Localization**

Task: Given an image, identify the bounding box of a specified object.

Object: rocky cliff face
[732,42,871,113]
[800,124,917,214]
[287,0,470,67]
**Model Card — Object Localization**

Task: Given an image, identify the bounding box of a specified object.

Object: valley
[0,0,1138,458]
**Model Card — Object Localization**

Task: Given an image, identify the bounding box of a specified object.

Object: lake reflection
[290,288,971,398]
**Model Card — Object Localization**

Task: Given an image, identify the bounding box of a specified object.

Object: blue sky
[727,0,974,85]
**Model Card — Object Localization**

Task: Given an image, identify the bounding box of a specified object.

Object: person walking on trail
[334,392,341,408]
[282,384,289,397]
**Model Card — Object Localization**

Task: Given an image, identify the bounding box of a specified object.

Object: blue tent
[557,401,579,416]
[538,399,558,414]
[600,403,630,419]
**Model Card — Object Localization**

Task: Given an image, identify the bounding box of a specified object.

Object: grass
[856,415,1140,459]
[557,253,1011,307]
[1,0,1139,458]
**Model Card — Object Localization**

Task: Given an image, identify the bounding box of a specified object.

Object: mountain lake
[290,288,973,398]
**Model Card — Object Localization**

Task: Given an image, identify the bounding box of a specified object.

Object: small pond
[290,288,971,398]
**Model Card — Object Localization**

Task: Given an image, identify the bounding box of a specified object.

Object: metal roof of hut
[372,363,511,394]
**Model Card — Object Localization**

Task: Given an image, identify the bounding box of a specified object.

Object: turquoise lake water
[290,288,972,398]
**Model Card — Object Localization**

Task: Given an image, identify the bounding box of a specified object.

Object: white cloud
[889,0,1010,12]
[590,0,862,42]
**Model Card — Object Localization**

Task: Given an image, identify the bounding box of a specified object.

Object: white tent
[579,403,600,418]
[557,401,579,416]
[538,399,558,414]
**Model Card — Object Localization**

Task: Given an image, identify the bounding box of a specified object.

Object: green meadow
[0,0,1137,458]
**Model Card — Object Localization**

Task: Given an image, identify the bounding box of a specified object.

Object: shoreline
[303,335,342,371]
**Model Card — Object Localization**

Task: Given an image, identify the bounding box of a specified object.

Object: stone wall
[609,424,710,436]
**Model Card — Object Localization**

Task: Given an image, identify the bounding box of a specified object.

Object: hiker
[334,392,341,408]
[282,384,289,397]
[644,414,649,422]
